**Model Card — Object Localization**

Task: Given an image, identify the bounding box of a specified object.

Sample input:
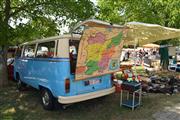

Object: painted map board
[75,26,127,80]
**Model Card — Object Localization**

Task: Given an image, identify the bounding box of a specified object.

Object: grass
[0,81,180,120]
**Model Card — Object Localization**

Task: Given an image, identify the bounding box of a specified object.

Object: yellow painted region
[86,40,111,61]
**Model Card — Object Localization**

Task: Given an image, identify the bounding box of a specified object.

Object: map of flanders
[75,26,128,80]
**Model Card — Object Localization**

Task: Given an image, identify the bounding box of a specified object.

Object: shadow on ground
[0,82,180,120]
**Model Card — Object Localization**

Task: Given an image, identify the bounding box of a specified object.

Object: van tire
[16,74,26,91]
[41,88,54,110]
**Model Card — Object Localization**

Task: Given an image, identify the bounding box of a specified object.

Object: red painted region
[102,46,115,58]
[76,66,87,74]
[88,32,106,44]
[98,46,116,71]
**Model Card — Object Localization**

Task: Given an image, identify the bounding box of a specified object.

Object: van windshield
[69,40,80,74]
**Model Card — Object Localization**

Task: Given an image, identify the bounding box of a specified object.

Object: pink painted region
[98,56,111,70]
[88,32,106,44]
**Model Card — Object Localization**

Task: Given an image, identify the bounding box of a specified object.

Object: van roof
[72,19,124,32]
[21,34,81,45]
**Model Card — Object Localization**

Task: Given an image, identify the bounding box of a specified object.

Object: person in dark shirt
[168,76,176,95]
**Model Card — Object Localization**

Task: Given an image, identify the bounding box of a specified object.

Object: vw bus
[13,20,126,110]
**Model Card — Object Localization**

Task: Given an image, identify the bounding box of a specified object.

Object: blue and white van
[14,26,116,110]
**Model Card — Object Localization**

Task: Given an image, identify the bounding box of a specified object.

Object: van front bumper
[58,86,115,104]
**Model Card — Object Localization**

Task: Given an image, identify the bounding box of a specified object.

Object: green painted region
[107,32,123,48]
[85,60,99,75]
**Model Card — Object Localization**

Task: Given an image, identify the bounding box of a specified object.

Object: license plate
[84,79,101,86]
[89,79,100,85]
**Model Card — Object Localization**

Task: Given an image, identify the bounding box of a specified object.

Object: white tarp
[124,22,180,45]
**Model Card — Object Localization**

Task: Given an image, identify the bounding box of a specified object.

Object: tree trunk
[0,46,9,87]
[0,0,11,87]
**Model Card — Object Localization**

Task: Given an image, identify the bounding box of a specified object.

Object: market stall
[72,19,180,110]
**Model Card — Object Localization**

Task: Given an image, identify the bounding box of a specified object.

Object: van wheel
[17,75,26,91]
[41,88,54,110]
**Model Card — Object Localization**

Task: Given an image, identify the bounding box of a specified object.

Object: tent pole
[134,38,137,81]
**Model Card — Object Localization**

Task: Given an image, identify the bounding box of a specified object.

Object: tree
[97,0,180,28]
[0,0,95,87]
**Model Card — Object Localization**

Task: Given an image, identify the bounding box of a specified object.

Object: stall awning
[142,44,160,48]
[124,22,180,45]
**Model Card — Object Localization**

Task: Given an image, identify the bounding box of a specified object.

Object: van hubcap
[42,91,50,106]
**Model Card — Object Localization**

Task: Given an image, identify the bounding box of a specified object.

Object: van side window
[36,41,55,58]
[15,46,22,58]
[23,44,36,58]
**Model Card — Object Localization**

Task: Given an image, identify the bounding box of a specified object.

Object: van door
[33,41,56,88]
[21,44,36,86]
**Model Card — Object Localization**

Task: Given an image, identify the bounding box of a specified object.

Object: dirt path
[153,103,180,120]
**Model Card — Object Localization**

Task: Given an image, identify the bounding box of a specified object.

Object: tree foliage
[0,0,95,45]
[98,0,180,28]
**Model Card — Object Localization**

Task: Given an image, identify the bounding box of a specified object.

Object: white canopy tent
[142,44,160,48]
[124,22,180,46]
